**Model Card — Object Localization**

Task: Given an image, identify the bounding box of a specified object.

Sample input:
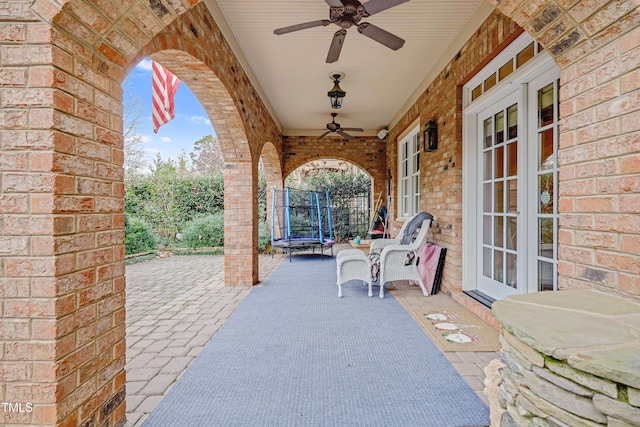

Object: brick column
[1,30,126,427]
[224,161,258,286]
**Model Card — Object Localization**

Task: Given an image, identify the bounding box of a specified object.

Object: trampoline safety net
[271,188,335,261]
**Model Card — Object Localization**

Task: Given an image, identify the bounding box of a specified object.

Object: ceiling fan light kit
[327,72,346,109]
[274,0,410,63]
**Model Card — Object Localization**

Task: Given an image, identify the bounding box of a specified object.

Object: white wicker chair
[374,217,432,298]
[368,215,415,253]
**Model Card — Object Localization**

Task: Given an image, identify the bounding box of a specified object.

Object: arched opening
[285,159,376,243]
[0,2,279,425]
[281,136,387,226]
[141,49,255,286]
[123,58,225,252]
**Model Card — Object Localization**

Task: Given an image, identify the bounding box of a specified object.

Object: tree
[190,135,224,174]
[123,79,149,177]
[176,149,191,176]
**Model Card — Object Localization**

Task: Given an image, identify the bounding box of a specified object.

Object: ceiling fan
[274,0,409,63]
[319,113,364,139]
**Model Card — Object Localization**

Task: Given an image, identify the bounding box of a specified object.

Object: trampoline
[271,188,335,261]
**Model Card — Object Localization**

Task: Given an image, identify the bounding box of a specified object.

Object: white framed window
[398,125,420,218]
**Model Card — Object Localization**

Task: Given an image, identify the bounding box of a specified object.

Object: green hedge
[125,215,158,255]
[125,173,225,243]
[181,212,225,248]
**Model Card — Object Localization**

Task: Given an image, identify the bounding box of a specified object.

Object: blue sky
[124,58,216,164]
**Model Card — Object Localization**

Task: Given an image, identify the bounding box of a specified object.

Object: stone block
[500,411,518,427]
[530,417,550,427]
[501,383,518,407]
[546,416,572,427]
[629,387,640,408]
[494,291,640,387]
[516,394,549,418]
[607,417,637,427]
[506,403,533,427]
[592,394,640,426]
[545,357,618,398]
[501,340,533,372]
[522,369,607,424]
[568,345,640,390]
[532,365,593,397]
[520,388,604,427]
[503,329,545,368]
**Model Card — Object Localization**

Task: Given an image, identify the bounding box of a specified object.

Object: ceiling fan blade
[337,131,353,139]
[357,23,405,50]
[325,0,344,6]
[361,0,409,17]
[341,127,364,132]
[326,29,347,63]
[274,20,331,35]
[318,131,332,138]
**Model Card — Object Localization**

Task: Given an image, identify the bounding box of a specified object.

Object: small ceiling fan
[274,0,409,63]
[319,113,363,139]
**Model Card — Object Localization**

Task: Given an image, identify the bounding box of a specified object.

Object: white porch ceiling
[204,0,494,136]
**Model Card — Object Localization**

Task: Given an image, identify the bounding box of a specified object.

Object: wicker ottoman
[336,249,372,297]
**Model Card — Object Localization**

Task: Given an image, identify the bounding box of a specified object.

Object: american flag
[151,61,180,133]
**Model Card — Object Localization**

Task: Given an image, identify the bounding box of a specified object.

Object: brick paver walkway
[124,254,285,427]
[124,249,497,426]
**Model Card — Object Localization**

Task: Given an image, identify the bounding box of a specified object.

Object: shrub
[258,219,270,253]
[125,215,158,255]
[125,173,226,244]
[181,212,225,248]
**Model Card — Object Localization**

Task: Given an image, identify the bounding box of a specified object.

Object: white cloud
[189,115,211,126]
[160,136,172,143]
[135,58,153,72]
[144,147,160,154]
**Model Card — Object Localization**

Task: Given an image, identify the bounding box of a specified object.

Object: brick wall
[488,0,640,300]
[283,135,387,207]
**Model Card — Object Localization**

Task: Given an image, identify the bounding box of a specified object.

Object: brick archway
[283,136,387,205]
[137,7,281,288]
[143,48,257,287]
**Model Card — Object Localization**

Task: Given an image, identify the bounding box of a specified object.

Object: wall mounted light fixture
[423,120,438,152]
[327,72,346,109]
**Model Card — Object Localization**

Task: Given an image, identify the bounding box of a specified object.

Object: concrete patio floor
[124,246,498,426]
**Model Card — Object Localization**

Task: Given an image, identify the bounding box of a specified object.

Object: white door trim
[462,51,558,296]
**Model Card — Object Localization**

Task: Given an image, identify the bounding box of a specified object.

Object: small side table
[349,239,372,254]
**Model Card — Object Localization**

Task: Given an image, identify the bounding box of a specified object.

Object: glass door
[463,47,561,301]
[528,70,560,293]
[477,91,522,300]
